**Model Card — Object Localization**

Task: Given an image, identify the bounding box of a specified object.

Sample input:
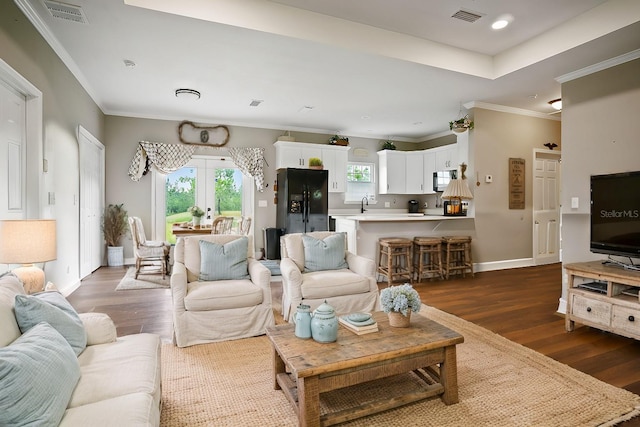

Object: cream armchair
[171,234,275,347]
[279,231,379,322]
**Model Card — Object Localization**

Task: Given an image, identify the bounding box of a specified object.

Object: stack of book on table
[338,312,378,335]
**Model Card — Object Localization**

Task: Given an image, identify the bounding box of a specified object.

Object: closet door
[79,126,105,277]
[0,82,26,219]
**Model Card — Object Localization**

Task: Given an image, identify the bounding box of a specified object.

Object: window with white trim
[345,162,376,202]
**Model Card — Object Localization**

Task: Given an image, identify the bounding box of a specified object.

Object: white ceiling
[14,0,640,141]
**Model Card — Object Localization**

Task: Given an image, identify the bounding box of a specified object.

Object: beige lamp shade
[0,220,57,293]
[441,178,474,200]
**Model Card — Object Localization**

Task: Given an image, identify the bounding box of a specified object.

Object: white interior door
[533,149,561,265]
[0,81,26,219]
[79,126,105,277]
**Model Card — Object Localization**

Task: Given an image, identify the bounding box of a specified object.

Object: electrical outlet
[258,199,267,207]
[385,202,390,208]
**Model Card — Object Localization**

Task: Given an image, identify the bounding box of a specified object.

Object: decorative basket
[388,311,411,328]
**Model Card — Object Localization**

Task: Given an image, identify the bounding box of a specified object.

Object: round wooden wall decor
[178,121,230,146]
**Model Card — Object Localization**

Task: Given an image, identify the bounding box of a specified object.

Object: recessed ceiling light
[492,20,509,30]
[361,115,370,120]
[548,98,562,110]
[298,106,314,113]
[492,14,514,30]
[123,59,136,68]
[249,99,263,107]
[175,88,200,100]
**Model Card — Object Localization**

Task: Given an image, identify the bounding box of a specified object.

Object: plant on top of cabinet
[381,140,396,150]
[329,134,349,146]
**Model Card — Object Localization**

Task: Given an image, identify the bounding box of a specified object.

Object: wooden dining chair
[211,217,234,234]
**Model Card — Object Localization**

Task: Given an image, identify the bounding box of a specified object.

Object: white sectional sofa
[0,272,161,426]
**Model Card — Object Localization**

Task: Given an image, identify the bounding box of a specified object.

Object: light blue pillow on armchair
[302,233,348,272]
[0,322,80,427]
[14,291,87,356]
[199,237,249,281]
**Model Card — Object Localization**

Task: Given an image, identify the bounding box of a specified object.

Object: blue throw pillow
[14,291,87,356]
[302,233,348,272]
[0,322,80,427]
[199,237,249,281]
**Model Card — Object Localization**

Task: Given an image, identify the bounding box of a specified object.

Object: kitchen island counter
[332,214,475,263]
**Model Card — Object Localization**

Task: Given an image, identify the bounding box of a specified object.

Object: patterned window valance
[228,147,266,192]
[128,141,196,181]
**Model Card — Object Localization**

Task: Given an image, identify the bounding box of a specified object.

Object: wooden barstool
[377,238,413,284]
[442,236,474,279]
[413,237,444,282]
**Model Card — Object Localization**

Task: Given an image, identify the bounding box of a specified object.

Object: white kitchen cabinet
[378,150,406,194]
[321,146,349,193]
[422,150,436,194]
[405,153,424,194]
[435,145,458,170]
[274,141,349,193]
[274,141,323,169]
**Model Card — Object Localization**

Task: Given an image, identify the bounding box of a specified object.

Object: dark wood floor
[69,263,640,425]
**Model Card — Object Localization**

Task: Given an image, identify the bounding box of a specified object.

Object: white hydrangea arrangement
[188,206,205,217]
[380,283,421,317]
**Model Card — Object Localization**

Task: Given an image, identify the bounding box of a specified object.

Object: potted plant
[329,135,349,146]
[381,140,396,150]
[308,157,323,170]
[102,203,128,267]
[188,206,205,227]
[449,115,474,133]
[380,283,422,327]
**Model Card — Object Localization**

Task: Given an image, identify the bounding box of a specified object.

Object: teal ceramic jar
[294,304,312,339]
[310,300,338,343]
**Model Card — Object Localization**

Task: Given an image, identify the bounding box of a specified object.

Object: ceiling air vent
[451,9,484,23]
[43,0,88,24]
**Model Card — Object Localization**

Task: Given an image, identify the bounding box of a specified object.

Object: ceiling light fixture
[548,98,562,110]
[123,59,136,68]
[491,14,514,30]
[175,88,200,100]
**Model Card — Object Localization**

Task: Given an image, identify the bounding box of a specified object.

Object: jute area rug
[115,267,170,290]
[160,306,640,427]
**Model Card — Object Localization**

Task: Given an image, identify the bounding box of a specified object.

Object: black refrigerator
[276,168,329,234]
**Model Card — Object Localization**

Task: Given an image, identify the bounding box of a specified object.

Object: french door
[153,155,254,243]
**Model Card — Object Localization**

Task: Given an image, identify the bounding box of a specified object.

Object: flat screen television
[590,171,640,259]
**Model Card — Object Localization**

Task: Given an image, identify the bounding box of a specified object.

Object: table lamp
[0,219,57,294]
[442,164,474,216]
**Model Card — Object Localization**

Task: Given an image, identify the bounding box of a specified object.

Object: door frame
[0,59,43,218]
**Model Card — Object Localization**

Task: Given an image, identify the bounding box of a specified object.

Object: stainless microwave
[433,170,457,192]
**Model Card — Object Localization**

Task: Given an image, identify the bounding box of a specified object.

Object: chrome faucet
[361,196,369,214]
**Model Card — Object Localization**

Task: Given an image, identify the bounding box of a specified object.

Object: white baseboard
[474,258,535,273]
[58,278,81,297]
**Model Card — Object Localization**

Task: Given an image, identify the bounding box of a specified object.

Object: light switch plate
[258,200,267,207]
[571,197,579,209]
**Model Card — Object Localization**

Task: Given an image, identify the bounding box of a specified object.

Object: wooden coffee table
[266,311,464,427]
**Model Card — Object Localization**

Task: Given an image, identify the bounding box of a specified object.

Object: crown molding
[13,0,102,107]
[555,49,640,83]
[464,101,561,121]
